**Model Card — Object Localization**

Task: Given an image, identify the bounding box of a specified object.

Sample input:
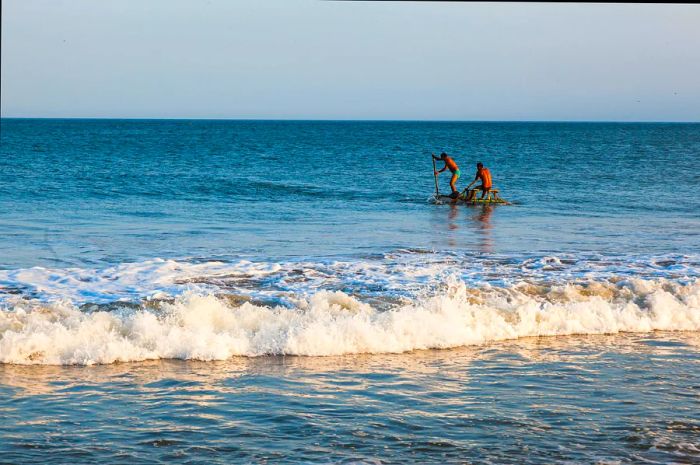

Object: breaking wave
[1,277,698,365]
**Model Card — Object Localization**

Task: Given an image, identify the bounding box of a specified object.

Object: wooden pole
[432,155,440,198]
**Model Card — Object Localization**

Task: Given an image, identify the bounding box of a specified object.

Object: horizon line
[1,116,699,124]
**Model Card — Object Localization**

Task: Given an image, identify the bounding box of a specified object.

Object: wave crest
[1,278,698,365]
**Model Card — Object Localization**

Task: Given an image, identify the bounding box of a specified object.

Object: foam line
[1,278,698,365]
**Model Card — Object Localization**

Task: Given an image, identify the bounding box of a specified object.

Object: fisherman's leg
[450,174,458,193]
[480,186,489,199]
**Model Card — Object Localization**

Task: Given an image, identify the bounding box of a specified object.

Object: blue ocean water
[1,119,698,268]
[1,119,699,464]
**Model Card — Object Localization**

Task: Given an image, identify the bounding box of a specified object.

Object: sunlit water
[2,333,699,464]
[1,120,699,463]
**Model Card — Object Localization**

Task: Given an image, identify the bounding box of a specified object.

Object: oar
[431,154,440,198]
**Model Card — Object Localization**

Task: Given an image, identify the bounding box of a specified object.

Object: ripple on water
[0,332,699,464]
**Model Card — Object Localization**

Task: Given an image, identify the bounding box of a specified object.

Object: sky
[1,0,699,121]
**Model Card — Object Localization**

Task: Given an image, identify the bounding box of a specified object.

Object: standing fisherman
[432,152,461,197]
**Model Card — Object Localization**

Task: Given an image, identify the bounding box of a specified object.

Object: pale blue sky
[2,0,699,121]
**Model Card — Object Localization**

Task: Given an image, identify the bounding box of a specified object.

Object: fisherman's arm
[433,162,448,174]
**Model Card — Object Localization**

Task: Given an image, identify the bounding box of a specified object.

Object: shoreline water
[2,331,699,464]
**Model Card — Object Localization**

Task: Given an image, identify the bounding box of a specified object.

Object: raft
[438,195,508,204]
[437,188,509,205]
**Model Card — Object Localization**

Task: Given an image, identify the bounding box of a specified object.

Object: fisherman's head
[476,162,483,169]
[440,152,448,159]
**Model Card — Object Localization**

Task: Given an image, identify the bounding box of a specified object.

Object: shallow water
[1,119,699,463]
[2,332,699,464]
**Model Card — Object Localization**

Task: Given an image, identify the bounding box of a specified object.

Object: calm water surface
[1,119,699,267]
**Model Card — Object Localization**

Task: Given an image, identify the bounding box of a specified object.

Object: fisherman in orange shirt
[465,162,493,201]
[432,152,461,196]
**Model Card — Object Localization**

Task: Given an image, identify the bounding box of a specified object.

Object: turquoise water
[1,119,699,463]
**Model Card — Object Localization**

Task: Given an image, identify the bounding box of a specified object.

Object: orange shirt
[477,167,492,188]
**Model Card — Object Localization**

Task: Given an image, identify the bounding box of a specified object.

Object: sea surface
[1,119,699,464]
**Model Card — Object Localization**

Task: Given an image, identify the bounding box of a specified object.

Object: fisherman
[432,152,461,197]
[465,162,493,201]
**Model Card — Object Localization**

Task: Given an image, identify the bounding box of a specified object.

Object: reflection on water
[2,332,699,464]
[471,205,494,253]
[447,204,459,248]
[448,204,459,231]
[440,203,496,253]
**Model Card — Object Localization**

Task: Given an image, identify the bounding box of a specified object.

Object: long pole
[431,155,440,198]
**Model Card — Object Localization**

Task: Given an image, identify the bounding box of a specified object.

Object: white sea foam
[1,253,697,306]
[0,259,283,304]
[1,278,698,365]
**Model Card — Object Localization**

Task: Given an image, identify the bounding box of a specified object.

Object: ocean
[1,119,699,464]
